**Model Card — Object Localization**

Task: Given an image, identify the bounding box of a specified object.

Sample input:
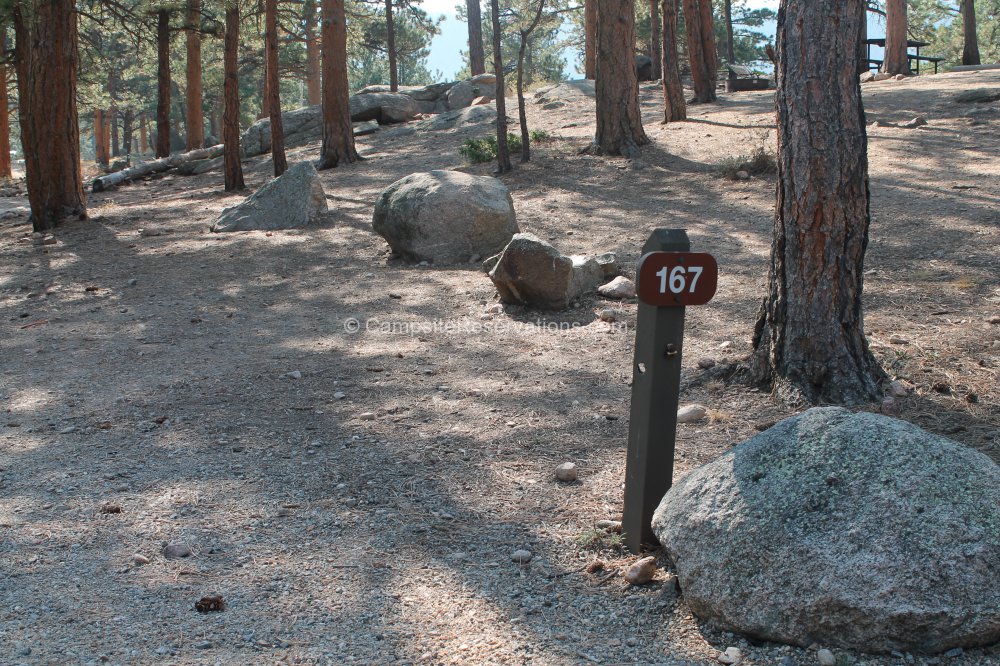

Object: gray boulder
[372,170,518,264]
[489,234,607,310]
[533,80,596,105]
[652,407,1000,654]
[241,105,324,157]
[447,74,497,110]
[176,155,224,176]
[211,162,328,232]
[416,105,496,131]
[955,88,1000,104]
[350,92,419,124]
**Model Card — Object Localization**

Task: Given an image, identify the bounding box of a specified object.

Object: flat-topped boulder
[652,407,1000,654]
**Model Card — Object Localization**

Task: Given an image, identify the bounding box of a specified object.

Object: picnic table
[864,38,945,74]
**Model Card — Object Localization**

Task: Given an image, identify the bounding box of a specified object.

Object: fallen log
[91,144,225,192]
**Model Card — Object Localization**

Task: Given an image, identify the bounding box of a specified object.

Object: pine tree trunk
[723,0,734,63]
[751,0,884,405]
[140,112,149,154]
[882,0,909,75]
[648,0,662,79]
[0,29,10,179]
[123,109,134,156]
[224,3,245,191]
[490,0,511,173]
[95,108,108,166]
[516,0,546,163]
[386,0,398,91]
[186,0,205,150]
[13,0,86,232]
[661,0,686,122]
[111,107,120,157]
[962,0,980,66]
[592,0,648,156]
[317,0,359,169]
[683,0,716,103]
[265,0,287,176]
[156,9,172,158]
[466,0,486,76]
[584,0,597,79]
[304,0,322,104]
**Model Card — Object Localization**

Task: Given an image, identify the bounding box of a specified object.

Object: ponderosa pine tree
[962,0,980,66]
[490,0,511,172]
[317,0,359,169]
[156,8,172,157]
[185,0,204,150]
[223,1,244,190]
[0,28,9,179]
[683,0,717,102]
[264,0,287,176]
[466,0,485,75]
[883,0,910,75]
[303,0,322,104]
[661,0,685,122]
[648,0,660,79]
[591,0,647,156]
[13,0,86,231]
[584,0,596,78]
[516,0,546,162]
[751,0,885,405]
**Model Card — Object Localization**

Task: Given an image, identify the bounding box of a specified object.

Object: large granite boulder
[652,407,1000,654]
[349,92,419,124]
[211,162,328,232]
[372,170,518,264]
[415,105,496,131]
[241,105,323,157]
[488,234,607,310]
[447,74,497,110]
[533,80,596,106]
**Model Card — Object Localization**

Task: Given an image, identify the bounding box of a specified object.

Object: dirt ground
[1,70,998,666]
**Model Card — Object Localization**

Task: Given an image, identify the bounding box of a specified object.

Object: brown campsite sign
[636,251,718,307]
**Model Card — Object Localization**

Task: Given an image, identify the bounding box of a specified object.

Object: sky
[421,0,783,81]
[420,0,778,81]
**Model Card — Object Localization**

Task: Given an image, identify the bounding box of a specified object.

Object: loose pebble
[816,648,836,666]
[194,640,212,649]
[889,336,909,345]
[697,358,716,369]
[598,276,636,299]
[510,549,532,564]
[595,520,622,532]
[333,391,346,400]
[624,556,657,585]
[132,554,150,566]
[887,380,909,397]
[358,412,376,421]
[285,370,302,380]
[717,646,743,664]
[555,462,578,482]
[989,315,1000,325]
[163,542,193,559]
[598,309,618,323]
[677,404,708,424]
[943,647,964,658]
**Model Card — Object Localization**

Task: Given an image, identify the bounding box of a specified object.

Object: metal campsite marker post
[623,229,718,553]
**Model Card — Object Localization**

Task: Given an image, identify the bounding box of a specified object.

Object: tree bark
[123,108,134,156]
[186,0,204,150]
[304,0,322,104]
[0,29,10,179]
[140,112,149,154]
[751,0,884,405]
[490,0,511,173]
[385,0,398,91]
[224,3,245,190]
[517,0,546,163]
[584,0,597,79]
[882,0,909,75]
[110,108,120,157]
[13,0,86,231]
[317,0,359,169]
[156,9,172,157]
[95,108,108,166]
[683,0,717,103]
[649,0,661,80]
[466,0,486,76]
[723,0,735,63]
[962,0,980,66]
[265,0,287,176]
[661,0,686,122]
[592,0,648,156]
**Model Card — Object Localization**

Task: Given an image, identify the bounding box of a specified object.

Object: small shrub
[576,527,625,552]
[460,132,551,163]
[717,145,778,180]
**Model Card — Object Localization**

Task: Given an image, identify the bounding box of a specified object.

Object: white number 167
[656,265,703,294]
